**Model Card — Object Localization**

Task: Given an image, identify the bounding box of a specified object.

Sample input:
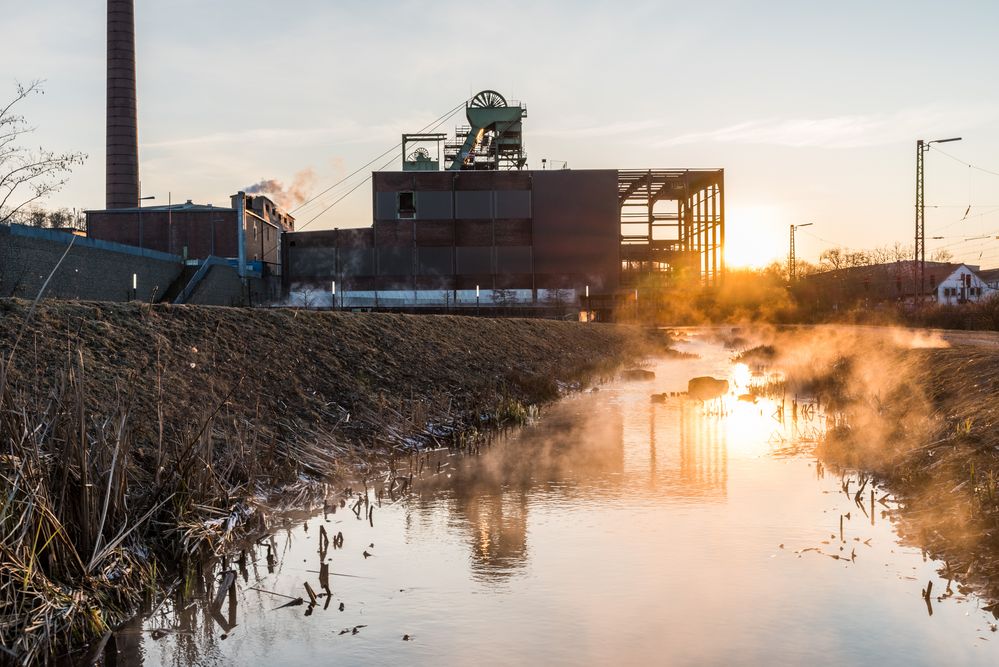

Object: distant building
[800,260,998,310]
[979,268,999,291]
[86,192,294,278]
[935,264,996,305]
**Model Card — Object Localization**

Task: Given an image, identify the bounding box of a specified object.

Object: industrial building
[284,91,725,318]
[87,193,295,277]
[81,0,294,304]
[70,1,727,316]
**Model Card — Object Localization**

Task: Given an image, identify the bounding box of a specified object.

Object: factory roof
[85,200,229,213]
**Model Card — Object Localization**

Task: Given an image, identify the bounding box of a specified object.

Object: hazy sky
[5,0,999,267]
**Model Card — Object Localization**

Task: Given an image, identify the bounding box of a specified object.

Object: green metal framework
[402,133,447,172]
[444,91,527,171]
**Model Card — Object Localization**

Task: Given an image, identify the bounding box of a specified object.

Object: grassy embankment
[737,326,999,614]
[0,299,661,663]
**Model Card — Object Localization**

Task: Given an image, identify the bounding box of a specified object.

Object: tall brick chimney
[106,0,139,209]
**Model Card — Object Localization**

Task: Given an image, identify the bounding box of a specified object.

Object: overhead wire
[294,152,400,230]
[930,145,999,179]
[253,97,471,264]
[254,100,468,268]
[289,99,468,218]
[291,101,467,231]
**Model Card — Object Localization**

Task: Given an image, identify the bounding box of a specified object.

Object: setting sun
[724,204,786,269]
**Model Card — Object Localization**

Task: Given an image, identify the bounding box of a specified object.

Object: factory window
[398,192,416,219]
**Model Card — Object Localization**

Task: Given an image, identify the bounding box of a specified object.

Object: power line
[254,97,471,263]
[928,211,999,237]
[289,100,468,216]
[796,228,843,249]
[295,152,399,230]
[291,101,467,230]
[930,145,999,179]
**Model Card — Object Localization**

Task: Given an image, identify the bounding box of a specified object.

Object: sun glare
[731,362,752,392]
[724,205,785,269]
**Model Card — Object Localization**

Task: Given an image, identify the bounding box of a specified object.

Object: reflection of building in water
[678,403,728,497]
[463,491,529,579]
[408,403,625,580]
[635,401,728,499]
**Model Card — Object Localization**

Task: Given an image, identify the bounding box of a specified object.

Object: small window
[929,275,936,289]
[398,192,416,219]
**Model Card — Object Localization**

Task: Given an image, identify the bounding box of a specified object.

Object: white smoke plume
[243,168,316,210]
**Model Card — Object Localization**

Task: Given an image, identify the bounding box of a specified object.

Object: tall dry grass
[0,342,345,664]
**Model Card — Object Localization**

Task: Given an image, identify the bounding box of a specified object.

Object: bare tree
[0,81,86,225]
[889,242,911,263]
[819,248,844,271]
[868,245,892,265]
[930,248,954,262]
[844,250,870,268]
[8,205,85,230]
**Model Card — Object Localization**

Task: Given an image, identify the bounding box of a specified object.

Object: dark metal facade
[106,0,140,209]
[284,169,620,296]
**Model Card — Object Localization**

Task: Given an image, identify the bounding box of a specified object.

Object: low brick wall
[0,224,182,302]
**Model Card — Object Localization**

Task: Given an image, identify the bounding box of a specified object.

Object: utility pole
[789,222,812,282]
[915,137,961,296]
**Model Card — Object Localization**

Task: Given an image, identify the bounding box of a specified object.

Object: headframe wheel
[469,90,507,108]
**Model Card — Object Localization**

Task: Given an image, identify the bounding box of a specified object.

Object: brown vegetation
[0,299,655,663]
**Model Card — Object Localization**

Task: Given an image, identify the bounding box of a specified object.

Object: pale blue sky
[4,0,999,267]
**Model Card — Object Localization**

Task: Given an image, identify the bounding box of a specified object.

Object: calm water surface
[125,332,999,666]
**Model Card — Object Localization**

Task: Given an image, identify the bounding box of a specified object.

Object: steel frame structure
[618,169,725,287]
[914,137,961,296]
[915,139,926,295]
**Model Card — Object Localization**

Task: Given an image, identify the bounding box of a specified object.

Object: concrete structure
[935,264,996,305]
[106,0,139,209]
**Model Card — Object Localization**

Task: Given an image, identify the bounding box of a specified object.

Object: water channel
[119,331,999,666]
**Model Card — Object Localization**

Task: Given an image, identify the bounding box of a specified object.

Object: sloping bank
[0,299,663,663]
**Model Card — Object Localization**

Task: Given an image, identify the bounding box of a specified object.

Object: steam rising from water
[730,324,994,591]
